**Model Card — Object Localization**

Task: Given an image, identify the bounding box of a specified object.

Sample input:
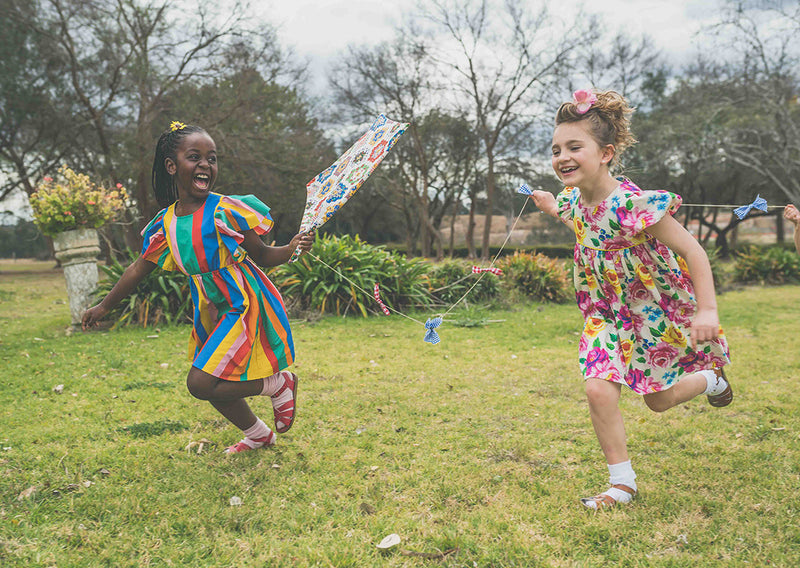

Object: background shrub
[273,234,432,316]
[94,251,192,327]
[733,245,800,285]
[496,251,572,303]
[427,259,500,306]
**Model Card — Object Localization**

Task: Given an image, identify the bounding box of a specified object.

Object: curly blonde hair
[555,90,636,170]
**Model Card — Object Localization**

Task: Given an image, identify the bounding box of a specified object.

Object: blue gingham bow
[424,317,442,345]
[734,195,768,220]
[517,183,533,195]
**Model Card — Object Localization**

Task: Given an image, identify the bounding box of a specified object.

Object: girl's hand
[689,308,720,351]
[784,204,800,226]
[289,231,315,257]
[530,190,558,218]
[81,304,109,331]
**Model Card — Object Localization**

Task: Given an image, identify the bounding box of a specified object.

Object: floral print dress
[556,179,730,394]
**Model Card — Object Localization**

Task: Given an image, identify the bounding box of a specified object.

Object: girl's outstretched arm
[645,215,718,350]
[530,191,572,228]
[240,229,315,268]
[81,256,157,330]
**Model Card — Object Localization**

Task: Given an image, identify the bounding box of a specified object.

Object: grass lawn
[1,261,799,567]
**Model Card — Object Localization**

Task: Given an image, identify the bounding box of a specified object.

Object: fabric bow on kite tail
[289,114,410,261]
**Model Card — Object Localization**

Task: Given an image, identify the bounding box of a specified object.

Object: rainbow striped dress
[141,193,294,381]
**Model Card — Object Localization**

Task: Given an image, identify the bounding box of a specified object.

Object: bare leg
[643,371,706,413]
[186,367,263,401]
[185,367,263,430]
[209,399,257,431]
[585,378,628,465]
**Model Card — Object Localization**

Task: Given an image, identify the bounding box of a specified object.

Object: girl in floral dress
[530,90,732,509]
[83,122,315,453]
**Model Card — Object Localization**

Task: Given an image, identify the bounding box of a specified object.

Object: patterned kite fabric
[290,114,409,262]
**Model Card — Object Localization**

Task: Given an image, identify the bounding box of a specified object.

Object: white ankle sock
[266,371,294,408]
[580,460,637,509]
[260,371,289,396]
[608,460,637,493]
[241,418,273,448]
[701,369,728,395]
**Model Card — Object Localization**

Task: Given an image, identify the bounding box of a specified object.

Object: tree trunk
[466,194,477,259]
[481,153,496,260]
[448,201,458,257]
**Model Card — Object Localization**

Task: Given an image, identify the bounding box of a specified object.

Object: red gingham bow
[472,266,503,276]
[373,283,391,315]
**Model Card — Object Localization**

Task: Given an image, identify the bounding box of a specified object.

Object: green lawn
[1,262,799,567]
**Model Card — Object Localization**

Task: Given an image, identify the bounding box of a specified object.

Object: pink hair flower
[572,89,597,114]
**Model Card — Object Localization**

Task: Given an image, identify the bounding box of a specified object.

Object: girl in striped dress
[82,122,315,453]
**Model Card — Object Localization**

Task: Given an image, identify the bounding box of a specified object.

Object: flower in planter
[29,165,129,237]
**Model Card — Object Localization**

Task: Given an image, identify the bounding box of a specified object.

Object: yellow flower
[605,268,622,295]
[635,264,654,287]
[584,317,605,338]
[662,326,687,348]
[574,216,586,243]
[584,266,598,289]
[170,120,187,132]
[620,339,634,365]
[677,255,690,275]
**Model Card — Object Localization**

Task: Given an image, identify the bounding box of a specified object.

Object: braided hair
[151,123,208,208]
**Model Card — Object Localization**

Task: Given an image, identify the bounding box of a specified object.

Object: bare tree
[331,35,479,257]
[709,0,800,205]
[422,0,589,259]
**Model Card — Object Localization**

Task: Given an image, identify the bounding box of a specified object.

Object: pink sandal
[272,372,298,434]
[224,432,276,454]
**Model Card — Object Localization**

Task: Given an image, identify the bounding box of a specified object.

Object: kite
[290,114,409,261]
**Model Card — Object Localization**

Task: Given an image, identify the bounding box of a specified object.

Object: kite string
[304,198,531,327]
[680,203,784,209]
[304,252,427,326]
[440,198,530,319]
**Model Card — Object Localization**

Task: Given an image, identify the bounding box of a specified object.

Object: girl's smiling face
[551,121,614,189]
[165,132,218,207]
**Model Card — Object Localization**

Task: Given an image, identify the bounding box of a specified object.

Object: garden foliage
[273,234,431,316]
[733,245,800,284]
[94,237,575,325]
[496,251,572,303]
[427,259,500,305]
[94,251,192,327]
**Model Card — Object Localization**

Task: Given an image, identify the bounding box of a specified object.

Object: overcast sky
[257,0,724,92]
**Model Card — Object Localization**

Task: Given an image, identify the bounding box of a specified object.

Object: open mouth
[561,166,577,175]
[194,173,211,190]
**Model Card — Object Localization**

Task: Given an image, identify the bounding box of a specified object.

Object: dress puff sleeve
[140,209,178,271]
[214,195,275,257]
[555,187,577,223]
[613,183,682,236]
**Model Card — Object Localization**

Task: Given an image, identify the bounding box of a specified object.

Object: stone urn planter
[52,228,101,325]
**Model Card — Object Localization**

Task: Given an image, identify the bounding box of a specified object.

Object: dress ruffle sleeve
[140,209,177,271]
[556,187,577,223]
[214,195,274,258]
[613,188,682,236]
